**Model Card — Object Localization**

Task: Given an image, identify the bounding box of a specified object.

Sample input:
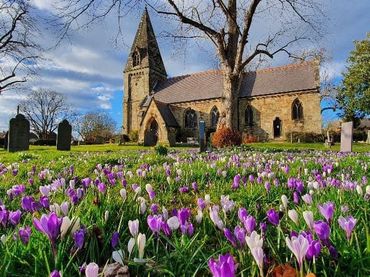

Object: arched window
[292,99,303,120]
[245,105,253,127]
[210,106,219,129]
[132,50,140,67]
[184,109,197,129]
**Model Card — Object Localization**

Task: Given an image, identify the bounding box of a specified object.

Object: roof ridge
[167,69,221,80]
[255,60,315,74]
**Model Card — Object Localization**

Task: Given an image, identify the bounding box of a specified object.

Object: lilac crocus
[243,215,256,234]
[224,228,237,247]
[306,240,321,260]
[313,220,330,241]
[285,234,309,269]
[232,174,240,189]
[192,182,198,192]
[234,226,246,246]
[147,215,162,234]
[197,198,206,210]
[208,253,236,277]
[179,186,189,193]
[266,209,279,226]
[111,231,120,248]
[18,226,31,245]
[128,219,139,237]
[50,270,61,277]
[338,216,357,240]
[238,207,248,222]
[318,202,335,223]
[33,212,62,244]
[178,208,191,226]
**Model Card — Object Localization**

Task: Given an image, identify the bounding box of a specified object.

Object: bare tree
[55,0,324,129]
[78,111,116,143]
[19,89,70,139]
[0,0,40,93]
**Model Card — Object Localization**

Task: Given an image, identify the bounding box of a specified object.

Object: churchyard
[0,143,369,276]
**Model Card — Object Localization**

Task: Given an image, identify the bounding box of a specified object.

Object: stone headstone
[57,119,72,151]
[199,120,206,152]
[367,130,370,144]
[8,114,30,152]
[340,121,353,152]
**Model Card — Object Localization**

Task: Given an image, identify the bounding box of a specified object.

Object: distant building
[123,9,322,146]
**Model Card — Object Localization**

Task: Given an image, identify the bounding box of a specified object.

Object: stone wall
[238,91,322,140]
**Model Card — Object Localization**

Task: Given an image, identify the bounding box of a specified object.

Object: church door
[273,117,282,138]
[144,119,159,146]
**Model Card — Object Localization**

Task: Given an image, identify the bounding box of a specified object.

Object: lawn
[0,144,369,276]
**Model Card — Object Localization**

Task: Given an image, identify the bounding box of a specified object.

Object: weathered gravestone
[8,114,30,152]
[57,119,72,151]
[199,120,206,152]
[367,130,370,144]
[340,121,353,152]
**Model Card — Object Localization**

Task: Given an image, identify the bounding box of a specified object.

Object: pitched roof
[154,100,179,128]
[153,61,319,103]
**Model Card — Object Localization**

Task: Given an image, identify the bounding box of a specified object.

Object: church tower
[123,8,167,135]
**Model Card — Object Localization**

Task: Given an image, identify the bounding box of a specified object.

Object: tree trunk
[220,71,240,130]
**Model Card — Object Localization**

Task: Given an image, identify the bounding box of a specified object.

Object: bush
[211,127,242,148]
[285,132,324,143]
[154,144,168,156]
[242,134,258,144]
[129,130,139,142]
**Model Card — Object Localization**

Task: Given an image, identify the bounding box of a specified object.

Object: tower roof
[124,8,166,76]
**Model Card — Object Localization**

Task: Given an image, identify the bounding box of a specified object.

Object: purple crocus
[192,182,198,192]
[18,226,31,245]
[234,226,246,246]
[238,207,248,222]
[74,229,85,249]
[232,174,240,189]
[313,220,330,241]
[318,202,335,223]
[338,216,357,240]
[208,253,236,277]
[9,210,21,226]
[306,240,321,260]
[33,212,62,245]
[243,215,256,234]
[111,231,120,248]
[179,186,189,193]
[197,198,206,210]
[50,270,61,277]
[266,209,279,226]
[224,228,237,247]
[147,215,162,234]
[177,208,191,226]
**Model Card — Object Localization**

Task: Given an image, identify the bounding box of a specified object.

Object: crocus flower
[313,220,331,241]
[195,209,203,224]
[112,249,124,265]
[145,184,155,200]
[303,211,314,230]
[197,198,206,210]
[232,174,240,189]
[224,228,237,247]
[209,206,224,230]
[18,226,31,245]
[167,216,180,230]
[266,209,279,225]
[50,270,61,277]
[246,231,264,275]
[234,226,246,246]
[302,194,313,205]
[281,195,288,210]
[33,212,62,244]
[111,231,120,248]
[85,262,99,277]
[137,233,146,259]
[60,202,69,216]
[147,215,162,234]
[9,210,21,226]
[120,188,127,201]
[128,219,139,237]
[243,215,256,234]
[306,240,321,260]
[288,210,299,224]
[338,216,357,240]
[60,216,80,238]
[285,234,309,269]
[318,202,335,223]
[208,253,236,277]
[220,195,235,213]
[238,207,248,222]
[74,229,85,249]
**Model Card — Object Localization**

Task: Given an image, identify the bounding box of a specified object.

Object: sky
[0,0,369,132]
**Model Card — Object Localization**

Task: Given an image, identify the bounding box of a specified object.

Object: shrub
[129,130,139,142]
[211,127,242,148]
[242,134,258,144]
[285,132,324,143]
[155,144,168,156]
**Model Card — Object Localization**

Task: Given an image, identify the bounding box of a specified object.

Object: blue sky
[0,0,369,131]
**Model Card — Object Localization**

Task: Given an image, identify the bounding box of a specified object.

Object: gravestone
[57,119,72,151]
[8,114,30,152]
[367,130,370,144]
[340,121,353,152]
[199,120,206,152]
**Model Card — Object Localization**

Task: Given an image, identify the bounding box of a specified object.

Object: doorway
[273,117,282,138]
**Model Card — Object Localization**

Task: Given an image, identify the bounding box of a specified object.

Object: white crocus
[288,209,299,224]
[60,201,69,216]
[120,188,127,201]
[128,237,135,255]
[285,235,309,269]
[302,211,314,230]
[167,216,180,230]
[112,250,124,265]
[61,216,80,238]
[245,231,263,250]
[281,195,288,210]
[85,262,99,277]
[137,233,146,259]
[128,219,139,237]
[195,209,203,224]
[104,211,109,222]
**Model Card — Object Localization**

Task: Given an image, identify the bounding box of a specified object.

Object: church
[123,9,322,146]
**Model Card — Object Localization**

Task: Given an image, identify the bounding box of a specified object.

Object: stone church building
[123,9,322,146]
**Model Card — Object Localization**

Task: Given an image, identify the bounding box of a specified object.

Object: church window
[292,98,303,120]
[210,106,219,129]
[184,109,197,129]
[245,105,253,127]
[133,50,140,67]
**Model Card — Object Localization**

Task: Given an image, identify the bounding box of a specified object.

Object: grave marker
[8,114,30,152]
[340,121,353,152]
[199,120,206,152]
[57,119,72,151]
